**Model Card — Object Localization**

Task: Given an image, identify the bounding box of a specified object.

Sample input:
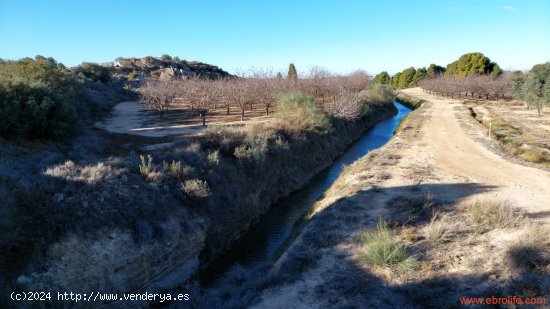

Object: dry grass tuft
[359,219,417,271]
[463,198,523,233]
[507,226,550,270]
[425,211,454,244]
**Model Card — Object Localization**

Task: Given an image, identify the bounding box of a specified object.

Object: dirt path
[401,88,550,218]
[94,101,271,137]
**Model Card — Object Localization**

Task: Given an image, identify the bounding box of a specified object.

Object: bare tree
[329,89,364,119]
[137,79,177,122]
[229,79,250,121]
[345,70,370,93]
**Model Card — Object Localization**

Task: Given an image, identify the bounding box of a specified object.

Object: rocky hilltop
[100,56,232,81]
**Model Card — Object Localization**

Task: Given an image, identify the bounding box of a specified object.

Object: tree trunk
[226,105,230,115]
[241,108,245,121]
[265,106,269,116]
[160,110,164,122]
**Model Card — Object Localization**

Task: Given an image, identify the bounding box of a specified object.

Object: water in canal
[200,102,412,285]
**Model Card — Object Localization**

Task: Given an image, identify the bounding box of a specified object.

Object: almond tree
[229,79,250,121]
[195,80,216,126]
[345,70,370,92]
[137,79,177,122]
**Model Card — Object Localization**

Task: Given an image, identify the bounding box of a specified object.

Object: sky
[1,0,549,75]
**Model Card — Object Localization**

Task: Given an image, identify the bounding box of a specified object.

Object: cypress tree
[287,63,298,81]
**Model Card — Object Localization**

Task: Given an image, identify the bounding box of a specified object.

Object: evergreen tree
[445,52,500,77]
[398,67,416,88]
[426,64,445,78]
[412,67,427,86]
[287,63,298,81]
[390,72,401,88]
[513,62,550,116]
[372,71,390,84]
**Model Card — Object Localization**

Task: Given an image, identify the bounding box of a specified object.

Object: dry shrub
[520,148,547,163]
[507,226,550,270]
[162,160,191,181]
[182,179,210,198]
[464,198,523,233]
[207,150,220,166]
[44,160,120,184]
[328,89,365,119]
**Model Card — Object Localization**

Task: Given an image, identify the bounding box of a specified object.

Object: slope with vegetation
[0,57,397,306]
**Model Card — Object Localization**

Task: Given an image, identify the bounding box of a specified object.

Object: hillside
[96,56,232,82]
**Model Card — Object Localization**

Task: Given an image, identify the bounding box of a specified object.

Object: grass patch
[425,211,453,244]
[519,148,548,163]
[359,219,417,271]
[507,226,550,270]
[465,198,522,233]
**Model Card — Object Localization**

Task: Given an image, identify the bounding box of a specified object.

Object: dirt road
[401,88,550,218]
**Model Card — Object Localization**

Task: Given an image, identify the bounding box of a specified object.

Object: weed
[425,211,453,244]
[520,148,547,163]
[139,154,153,179]
[207,150,220,166]
[162,160,189,181]
[465,198,522,233]
[359,219,417,271]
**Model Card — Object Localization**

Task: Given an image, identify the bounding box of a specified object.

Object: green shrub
[234,138,268,165]
[359,219,417,270]
[275,91,330,132]
[127,70,139,80]
[0,82,77,140]
[182,179,210,198]
[367,84,395,104]
[139,154,153,179]
[80,62,110,83]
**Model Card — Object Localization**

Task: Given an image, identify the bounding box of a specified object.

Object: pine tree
[372,71,390,84]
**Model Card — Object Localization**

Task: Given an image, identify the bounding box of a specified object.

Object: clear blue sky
[1,0,549,75]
